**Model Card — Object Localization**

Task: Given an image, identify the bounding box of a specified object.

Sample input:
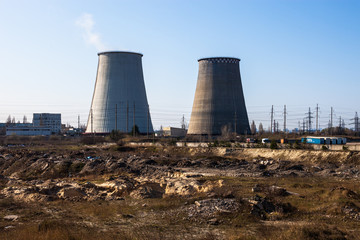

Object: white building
[33,113,61,134]
[6,126,51,136]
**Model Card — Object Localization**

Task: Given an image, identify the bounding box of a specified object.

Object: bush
[322,145,328,150]
[109,130,124,141]
[80,136,106,145]
[130,125,140,136]
[270,140,278,149]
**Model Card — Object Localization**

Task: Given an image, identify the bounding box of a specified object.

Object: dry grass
[2,143,360,239]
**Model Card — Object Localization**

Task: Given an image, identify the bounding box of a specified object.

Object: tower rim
[198,57,240,62]
[97,51,143,57]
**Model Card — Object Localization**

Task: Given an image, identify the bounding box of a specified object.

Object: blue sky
[0,0,359,130]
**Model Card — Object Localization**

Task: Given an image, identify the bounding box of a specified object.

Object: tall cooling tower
[187,57,250,135]
[85,51,153,134]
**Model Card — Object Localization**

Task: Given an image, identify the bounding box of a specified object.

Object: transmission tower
[330,107,334,135]
[181,114,186,129]
[270,105,274,133]
[351,112,359,133]
[315,104,320,132]
[305,107,314,132]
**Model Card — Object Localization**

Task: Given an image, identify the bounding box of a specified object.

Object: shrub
[270,140,278,149]
[109,130,124,141]
[322,145,328,150]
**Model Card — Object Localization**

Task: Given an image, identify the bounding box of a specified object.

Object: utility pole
[283,105,287,133]
[270,105,274,134]
[302,119,305,133]
[90,109,94,135]
[147,105,150,138]
[115,104,118,131]
[78,115,80,129]
[126,101,129,133]
[298,121,301,134]
[315,104,320,133]
[339,116,342,129]
[274,119,276,133]
[234,111,237,134]
[133,102,135,136]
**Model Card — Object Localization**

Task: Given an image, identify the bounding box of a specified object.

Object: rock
[164,179,223,196]
[286,164,304,171]
[187,198,240,220]
[130,183,164,199]
[57,187,86,200]
[249,195,295,219]
[4,225,15,230]
[4,215,19,221]
[208,218,219,225]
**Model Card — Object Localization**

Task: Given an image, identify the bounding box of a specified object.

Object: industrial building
[187,57,250,135]
[85,51,153,134]
[5,113,61,136]
[158,127,187,137]
[6,126,51,136]
[33,113,61,134]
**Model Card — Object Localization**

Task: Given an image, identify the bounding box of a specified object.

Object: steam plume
[76,13,106,51]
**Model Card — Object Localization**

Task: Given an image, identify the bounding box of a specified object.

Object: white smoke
[76,13,106,51]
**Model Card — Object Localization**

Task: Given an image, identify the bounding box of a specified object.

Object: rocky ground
[1,143,360,239]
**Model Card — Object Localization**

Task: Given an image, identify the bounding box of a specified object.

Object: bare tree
[221,124,232,140]
[6,115,11,125]
[11,117,15,124]
[251,120,256,135]
[23,115,27,124]
[258,122,264,135]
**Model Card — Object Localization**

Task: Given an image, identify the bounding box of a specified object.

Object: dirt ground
[1,142,360,239]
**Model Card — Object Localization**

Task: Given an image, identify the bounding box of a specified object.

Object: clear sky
[0,0,359,131]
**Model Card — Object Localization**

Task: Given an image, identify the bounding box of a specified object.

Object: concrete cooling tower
[187,57,250,135]
[85,51,153,134]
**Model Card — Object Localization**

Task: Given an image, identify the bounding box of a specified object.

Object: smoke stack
[187,57,250,135]
[85,51,153,134]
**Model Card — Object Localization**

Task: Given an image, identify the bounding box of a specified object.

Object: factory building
[85,51,153,134]
[6,126,51,136]
[157,127,187,137]
[33,113,61,134]
[187,57,250,136]
[5,113,61,136]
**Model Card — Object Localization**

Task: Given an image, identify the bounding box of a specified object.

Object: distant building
[33,113,61,134]
[4,113,61,136]
[0,123,6,135]
[6,126,51,136]
[162,127,187,137]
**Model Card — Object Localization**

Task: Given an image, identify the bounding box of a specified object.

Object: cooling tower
[85,51,153,134]
[187,57,250,135]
